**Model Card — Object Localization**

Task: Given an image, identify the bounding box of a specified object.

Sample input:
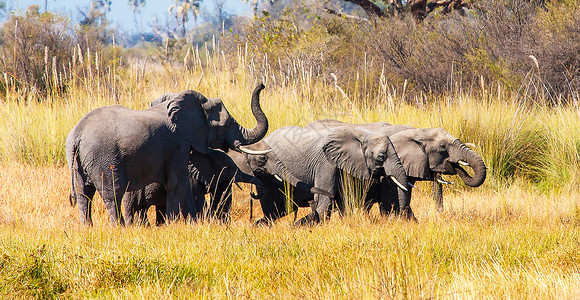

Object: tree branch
[322,7,370,23]
[341,0,385,18]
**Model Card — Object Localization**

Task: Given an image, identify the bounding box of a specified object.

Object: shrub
[0,5,74,98]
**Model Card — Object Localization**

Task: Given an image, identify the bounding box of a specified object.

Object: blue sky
[4,0,253,32]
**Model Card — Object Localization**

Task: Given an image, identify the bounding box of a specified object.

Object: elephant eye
[376,154,386,163]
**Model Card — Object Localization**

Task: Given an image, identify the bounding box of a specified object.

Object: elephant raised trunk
[235,83,268,146]
[451,139,486,187]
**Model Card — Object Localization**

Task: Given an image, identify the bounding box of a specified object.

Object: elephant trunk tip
[238,83,268,146]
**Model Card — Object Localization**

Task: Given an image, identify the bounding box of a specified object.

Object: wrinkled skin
[123,149,263,225]
[66,84,268,225]
[226,141,334,225]
[253,125,409,224]
[306,120,487,213]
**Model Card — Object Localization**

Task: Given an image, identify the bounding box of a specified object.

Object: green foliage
[0,245,67,299]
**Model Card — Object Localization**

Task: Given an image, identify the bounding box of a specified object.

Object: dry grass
[0,164,579,298]
[0,45,579,297]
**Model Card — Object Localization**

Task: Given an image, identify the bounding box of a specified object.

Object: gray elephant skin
[123,148,263,225]
[245,125,410,225]
[306,120,487,212]
[225,141,336,225]
[66,83,268,225]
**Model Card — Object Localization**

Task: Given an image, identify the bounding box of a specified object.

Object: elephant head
[390,128,486,187]
[228,141,335,200]
[322,127,409,191]
[158,83,269,154]
[322,127,410,215]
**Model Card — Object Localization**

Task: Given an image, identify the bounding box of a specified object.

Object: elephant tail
[67,141,81,207]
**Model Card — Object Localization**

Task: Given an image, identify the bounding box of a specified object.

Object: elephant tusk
[274,174,283,182]
[238,145,272,155]
[465,143,476,149]
[390,176,408,192]
[437,178,453,184]
[234,182,243,190]
[407,182,418,189]
[458,160,470,166]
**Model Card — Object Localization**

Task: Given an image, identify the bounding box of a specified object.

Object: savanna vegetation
[0,0,579,298]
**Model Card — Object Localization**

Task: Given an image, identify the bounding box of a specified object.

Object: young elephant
[123,149,263,225]
[66,83,268,225]
[226,141,336,225]
[252,125,410,224]
[306,120,487,212]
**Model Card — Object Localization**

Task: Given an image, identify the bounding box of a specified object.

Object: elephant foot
[294,211,320,227]
[400,207,417,222]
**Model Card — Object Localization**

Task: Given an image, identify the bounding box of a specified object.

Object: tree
[168,0,201,38]
[326,0,470,20]
[128,0,147,31]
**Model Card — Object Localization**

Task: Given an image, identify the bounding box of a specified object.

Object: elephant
[66,83,269,225]
[225,141,338,225]
[123,148,263,225]
[245,125,410,225]
[305,120,487,212]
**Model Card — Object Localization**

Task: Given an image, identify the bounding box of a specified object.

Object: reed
[0,44,579,298]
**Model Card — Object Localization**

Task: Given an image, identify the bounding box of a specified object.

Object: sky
[4,0,253,33]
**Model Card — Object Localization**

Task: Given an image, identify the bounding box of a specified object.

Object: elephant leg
[155,205,166,226]
[296,171,335,225]
[212,184,233,222]
[378,180,397,215]
[75,183,96,226]
[165,157,194,222]
[71,166,97,225]
[256,177,286,225]
[364,183,381,213]
[100,185,126,226]
[123,189,145,226]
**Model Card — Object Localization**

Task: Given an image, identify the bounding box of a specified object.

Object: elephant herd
[66,83,487,226]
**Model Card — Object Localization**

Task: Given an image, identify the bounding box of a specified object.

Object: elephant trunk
[383,142,410,212]
[235,83,268,146]
[234,170,264,187]
[451,140,486,187]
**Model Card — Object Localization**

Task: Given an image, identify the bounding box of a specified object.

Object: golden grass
[0,55,579,297]
[1,164,579,298]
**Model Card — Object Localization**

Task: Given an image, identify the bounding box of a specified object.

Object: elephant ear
[150,93,177,107]
[201,97,231,127]
[167,90,210,154]
[390,130,431,180]
[323,127,371,180]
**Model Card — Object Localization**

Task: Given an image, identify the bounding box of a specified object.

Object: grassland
[0,59,579,298]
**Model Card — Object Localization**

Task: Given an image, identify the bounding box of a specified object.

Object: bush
[0,5,74,98]
[230,0,579,103]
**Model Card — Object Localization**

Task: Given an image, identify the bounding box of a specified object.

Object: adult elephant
[123,148,263,225]
[248,125,410,224]
[66,83,269,225]
[306,120,487,212]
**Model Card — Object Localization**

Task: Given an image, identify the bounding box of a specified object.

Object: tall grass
[1,47,579,193]
[0,163,579,297]
[0,42,579,297]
